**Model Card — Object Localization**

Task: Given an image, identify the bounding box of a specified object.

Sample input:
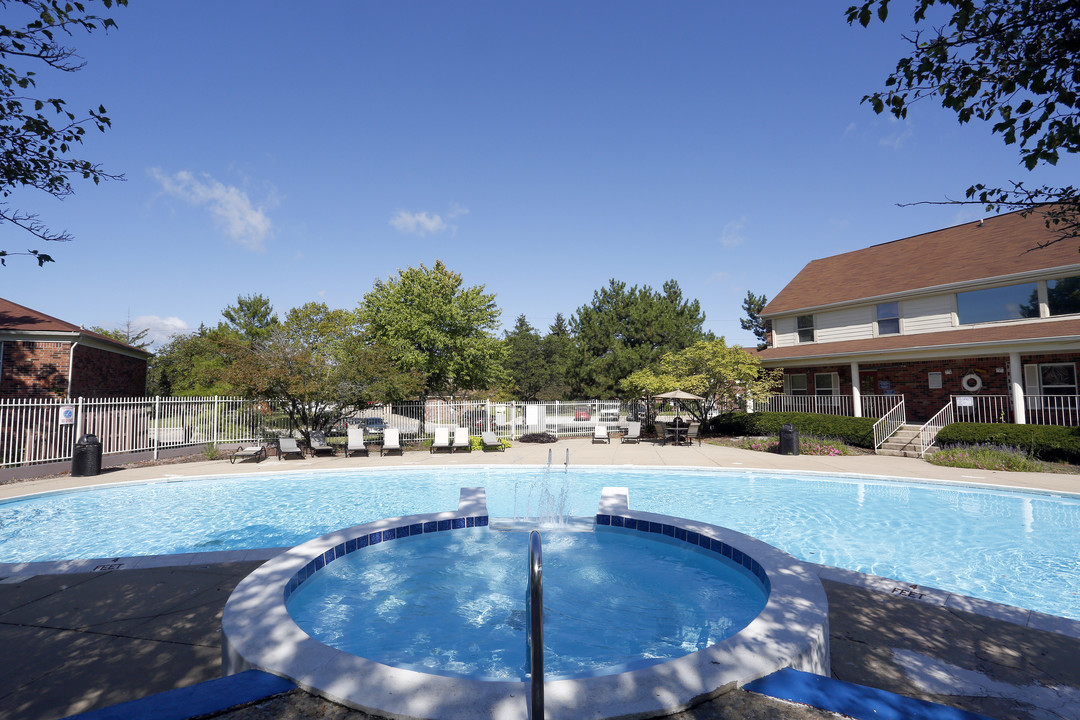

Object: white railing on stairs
[918,402,955,457]
[872,398,906,451]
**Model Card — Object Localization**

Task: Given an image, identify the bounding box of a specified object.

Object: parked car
[599,409,619,422]
[353,417,386,435]
[574,407,591,421]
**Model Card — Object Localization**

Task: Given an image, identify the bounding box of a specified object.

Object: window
[796,314,815,343]
[814,372,839,396]
[1040,363,1078,395]
[1047,276,1080,316]
[875,302,900,335]
[786,373,808,396]
[956,283,1039,324]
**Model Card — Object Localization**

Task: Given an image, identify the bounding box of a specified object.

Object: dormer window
[876,302,900,335]
[796,314,815,343]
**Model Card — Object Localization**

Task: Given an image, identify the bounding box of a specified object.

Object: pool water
[1,466,1078,620]
[285,527,768,680]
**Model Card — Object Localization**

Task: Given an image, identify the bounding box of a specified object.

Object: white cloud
[878,117,914,150]
[132,315,189,347]
[390,204,469,237]
[150,168,272,251]
[719,217,747,248]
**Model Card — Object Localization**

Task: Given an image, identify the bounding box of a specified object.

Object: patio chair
[593,424,609,443]
[683,422,701,447]
[653,422,669,445]
[345,427,369,457]
[277,437,304,460]
[481,431,504,452]
[452,426,472,452]
[229,445,265,464]
[380,428,403,456]
[308,431,336,457]
[621,421,641,444]
[431,427,452,453]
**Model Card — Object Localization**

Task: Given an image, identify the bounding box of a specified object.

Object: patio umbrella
[653,389,704,420]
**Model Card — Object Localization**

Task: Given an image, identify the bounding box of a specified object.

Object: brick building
[0,298,150,399]
[755,208,1080,424]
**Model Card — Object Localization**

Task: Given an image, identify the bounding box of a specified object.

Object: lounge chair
[431,427,452,453]
[593,424,609,443]
[452,426,471,452]
[277,437,304,459]
[380,427,403,456]
[621,421,641,444]
[229,445,265,464]
[345,427,369,457]
[308,431,336,457]
[481,431,504,452]
[683,422,701,446]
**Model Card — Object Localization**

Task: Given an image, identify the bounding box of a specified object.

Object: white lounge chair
[345,427,368,457]
[481,431,504,452]
[381,428,403,456]
[592,424,609,443]
[452,426,471,452]
[431,427,452,453]
[621,421,641,444]
[277,437,304,459]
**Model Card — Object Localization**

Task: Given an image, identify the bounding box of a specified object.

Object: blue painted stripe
[745,668,997,720]
[62,670,295,720]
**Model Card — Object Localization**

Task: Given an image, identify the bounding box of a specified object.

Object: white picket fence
[0,396,626,469]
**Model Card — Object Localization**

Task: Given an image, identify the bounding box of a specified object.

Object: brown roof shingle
[763,209,1080,315]
[0,297,149,355]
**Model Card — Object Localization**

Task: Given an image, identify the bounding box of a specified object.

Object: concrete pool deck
[0,439,1078,719]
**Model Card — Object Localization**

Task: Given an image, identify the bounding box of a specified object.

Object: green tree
[570,279,707,398]
[221,293,279,342]
[357,261,504,399]
[847,0,1080,242]
[621,339,782,424]
[503,315,549,401]
[739,290,769,350]
[147,325,241,396]
[0,0,127,266]
[91,317,151,350]
[539,313,574,400]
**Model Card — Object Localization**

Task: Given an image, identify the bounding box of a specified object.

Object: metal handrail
[872,397,906,451]
[918,401,955,457]
[527,530,544,719]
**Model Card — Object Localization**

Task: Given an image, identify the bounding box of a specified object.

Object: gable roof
[0,297,151,357]
[762,208,1080,316]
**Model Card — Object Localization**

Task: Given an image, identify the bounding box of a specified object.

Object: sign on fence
[59,405,76,426]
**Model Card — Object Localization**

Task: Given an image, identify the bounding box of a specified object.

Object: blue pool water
[1,466,1078,620]
[286,527,767,680]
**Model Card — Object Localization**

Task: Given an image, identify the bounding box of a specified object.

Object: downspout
[67,340,80,398]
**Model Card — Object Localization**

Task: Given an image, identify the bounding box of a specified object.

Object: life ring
[961,373,983,393]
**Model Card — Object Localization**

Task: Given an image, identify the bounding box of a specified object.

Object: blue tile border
[595,513,771,594]
[284,514,489,601]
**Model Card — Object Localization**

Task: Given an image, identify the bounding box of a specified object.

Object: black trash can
[779,423,800,456]
[72,433,103,477]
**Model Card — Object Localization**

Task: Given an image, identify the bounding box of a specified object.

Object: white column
[850,362,862,418]
[1009,352,1026,425]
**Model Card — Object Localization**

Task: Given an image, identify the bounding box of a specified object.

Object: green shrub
[927,443,1050,472]
[708,411,876,449]
[518,432,558,443]
[935,423,1080,464]
[469,435,512,451]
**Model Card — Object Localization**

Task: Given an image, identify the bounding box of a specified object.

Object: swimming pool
[2,466,1078,620]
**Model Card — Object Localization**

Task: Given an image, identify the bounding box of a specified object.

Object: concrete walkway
[1,439,1078,720]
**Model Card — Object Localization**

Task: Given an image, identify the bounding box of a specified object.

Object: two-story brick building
[755,208,1080,425]
[0,298,150,398]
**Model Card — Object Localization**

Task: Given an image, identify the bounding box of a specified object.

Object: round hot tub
[222,487,829,719]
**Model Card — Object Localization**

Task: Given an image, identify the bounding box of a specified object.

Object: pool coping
[220,487,831,720]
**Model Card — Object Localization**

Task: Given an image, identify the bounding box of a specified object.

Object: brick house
[0,298,150,399]
[755,208,1080,425]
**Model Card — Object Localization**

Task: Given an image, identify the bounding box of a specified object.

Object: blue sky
[4,1,1077,348]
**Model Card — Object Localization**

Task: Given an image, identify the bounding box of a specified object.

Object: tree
[357,261,504,399]
[539,313,574,400]
[739,290,769,350]
[503,315,550,401]
[91,316,151,350]
[847,0,1080,243]
[147,325,242,396]
[221,293,279,342]
[621,339,782,424]
[0,0,127,266]
[570,279,707,398]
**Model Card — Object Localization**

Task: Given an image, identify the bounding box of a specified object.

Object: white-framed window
[1047,276,1080,316]
[875,302,900,335]
[796,314,815,343]
[785,373,808,396]
[814,372,839,396]
[956,282,1039,324]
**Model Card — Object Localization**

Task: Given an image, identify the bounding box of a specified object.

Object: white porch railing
[755,394,902,419]
[950,394,1080,426]
[1023,394,1080,426]
[872,398,906,451]
[918,402,955,457]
